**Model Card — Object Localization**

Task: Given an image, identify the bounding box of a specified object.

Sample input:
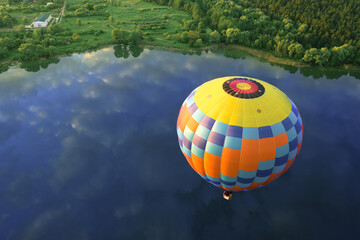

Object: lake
[0,47,359,240]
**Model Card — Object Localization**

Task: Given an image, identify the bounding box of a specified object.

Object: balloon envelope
[176,76,303,191]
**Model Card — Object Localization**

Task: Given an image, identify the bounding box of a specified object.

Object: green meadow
[0,0,193,65]
[60,0,192,51]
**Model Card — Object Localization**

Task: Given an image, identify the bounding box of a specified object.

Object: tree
[315,47,330,66]
[2,15,14,27]
[225,28,240,44]
[21,1,28,9]
[41,37,50,47]
[182,19,197,31]
[238,31,250,45]
[173,0,183,9]
[130,31,139,45]
[48,24,62,35]
[18,43,37,61]
[328,44,357,65]
[191,3,202,21]
[112,28,129,44]
[198,22,206,33]
[266,39,275,50]
[0,37,16,50]
[288,43,304,59]
[188,39,195,47]
[76,18,81,26]
[302,48,319,65]
[180,31,189,43]
[194,38,202,47]
[298,23,308,33]
[0,47,8,59]
[109,16,114,23]
[49,38,57,46]
[17,25,26,32]
[24,30,33,39]
[218,16,232,32]
[72,33,80,41]
[210,30,221,43]
[187,30,200,42]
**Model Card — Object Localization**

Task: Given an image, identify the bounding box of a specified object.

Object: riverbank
[140,43,310,68]
[228,45,310,68]
[3,41,360,76]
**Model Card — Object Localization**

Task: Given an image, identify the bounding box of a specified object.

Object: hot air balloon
[176,76,303,200]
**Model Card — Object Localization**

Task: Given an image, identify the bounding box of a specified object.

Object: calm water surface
[0,48,359,240]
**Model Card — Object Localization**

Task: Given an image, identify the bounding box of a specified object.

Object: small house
[33,14,52,28]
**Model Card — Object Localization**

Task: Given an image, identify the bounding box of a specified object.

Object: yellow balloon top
[194,76,292,127]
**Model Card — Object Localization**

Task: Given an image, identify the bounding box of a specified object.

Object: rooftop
[35,14,50,22]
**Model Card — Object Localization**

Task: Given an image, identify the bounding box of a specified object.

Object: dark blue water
[0,48,359,240]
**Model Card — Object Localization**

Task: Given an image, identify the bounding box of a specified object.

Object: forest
[144,0,360,66]
[251,0,360,48]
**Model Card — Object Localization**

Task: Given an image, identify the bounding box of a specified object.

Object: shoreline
[2,42,360,73]
[227,45,310,68]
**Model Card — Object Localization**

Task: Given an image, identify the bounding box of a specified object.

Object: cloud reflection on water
[0,48,359,240]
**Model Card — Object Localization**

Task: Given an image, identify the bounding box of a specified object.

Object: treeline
[249,0,360,48]
[64,0,109,17]
[143,0,360,66]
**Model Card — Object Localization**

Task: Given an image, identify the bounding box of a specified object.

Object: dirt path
[58,0,66,24]
[0,27,15,32]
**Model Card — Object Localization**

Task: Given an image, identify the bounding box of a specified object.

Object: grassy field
[59,0,192,51]
[1,0,63,25]
[0,0,193,65]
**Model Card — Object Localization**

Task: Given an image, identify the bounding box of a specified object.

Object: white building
[32,14,52,28]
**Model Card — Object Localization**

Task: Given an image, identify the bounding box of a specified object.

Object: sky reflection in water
[0,48,359,240]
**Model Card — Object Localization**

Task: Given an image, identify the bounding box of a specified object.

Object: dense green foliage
[143,0,360,66]
[65,0,109,17]
[112,28,142,45]
[0,10,16,28]
[0,24,69,62]
[250,0,360,48]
